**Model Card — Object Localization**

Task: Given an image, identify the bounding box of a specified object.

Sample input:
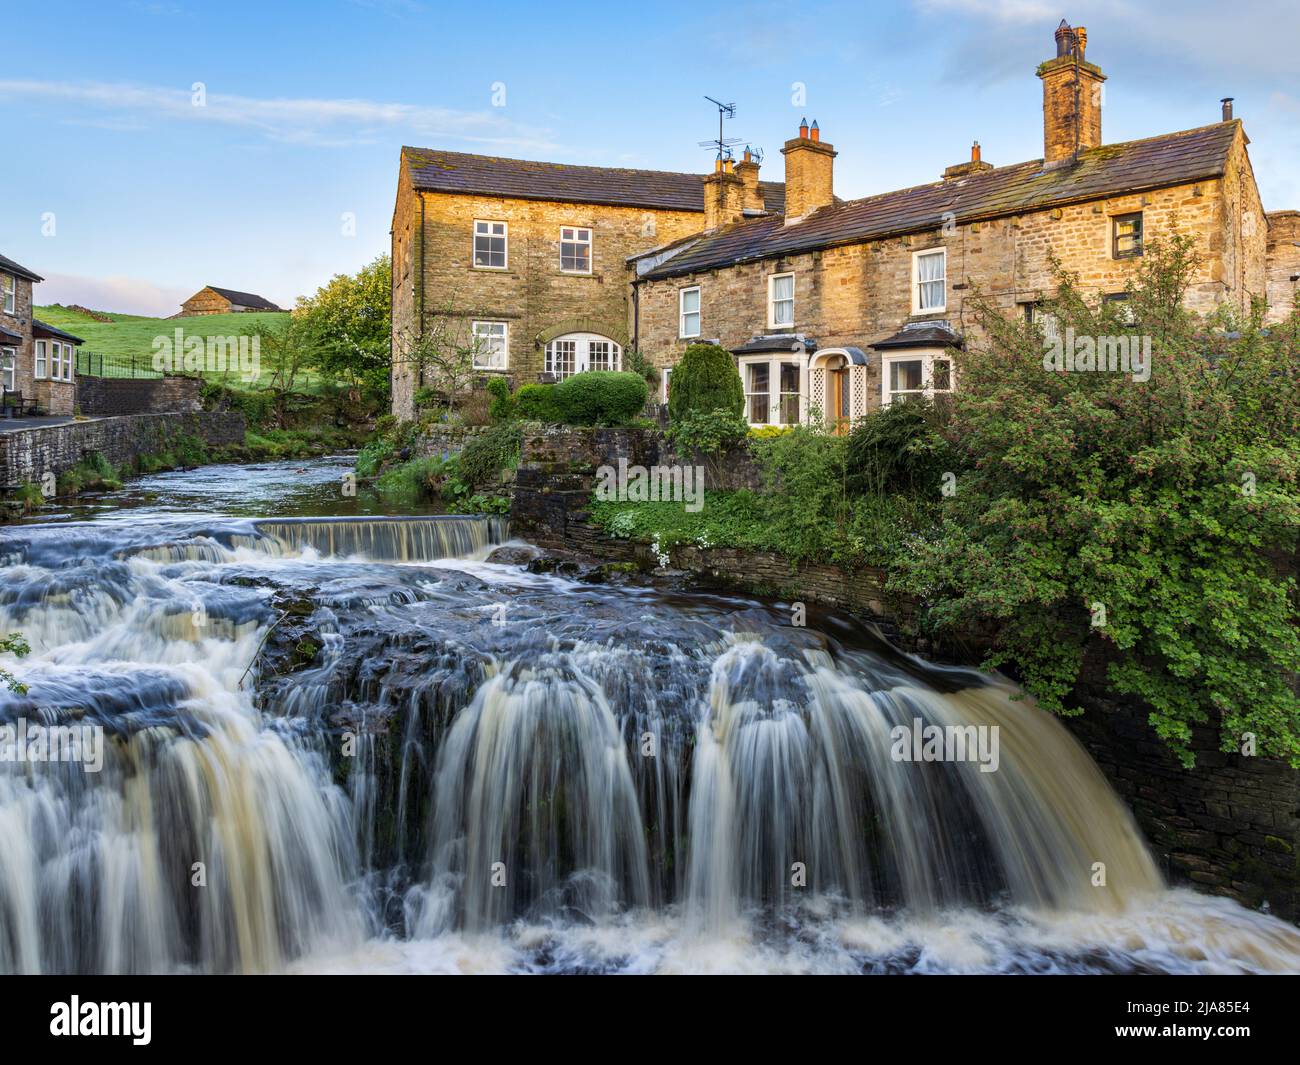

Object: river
[1,457,1297,974]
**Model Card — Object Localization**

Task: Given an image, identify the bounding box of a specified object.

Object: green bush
[486,378,515,422]
[459,422,522,488]
[552,371,647,426]
[668,342,743,423]
[845,399,952,496]
[514,383,559,421]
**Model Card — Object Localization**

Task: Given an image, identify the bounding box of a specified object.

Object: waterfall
[2,505,1298,975]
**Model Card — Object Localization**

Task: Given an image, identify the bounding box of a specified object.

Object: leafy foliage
[486,378,515,422]
[845,399,953,496]
[552,371,648,426]
[889,236,1300,766]
[458,423,522,489]
[667,342,743,423]
[515,383,560,422]
[294,254,392,401]
[0,632,30,695]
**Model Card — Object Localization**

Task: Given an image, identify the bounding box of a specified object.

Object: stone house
[389,147,783,419]
[179,286,283,317]
[1,253,83,416]
[391,19,1295,426]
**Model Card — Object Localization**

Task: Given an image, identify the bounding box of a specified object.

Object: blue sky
[3,0,1298,315]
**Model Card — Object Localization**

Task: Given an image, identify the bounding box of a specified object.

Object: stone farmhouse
[179,286,283,317]
[390,20,1298,426]
[1,252,84,417]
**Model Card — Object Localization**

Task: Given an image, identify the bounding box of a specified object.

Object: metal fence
[75,351,163,380]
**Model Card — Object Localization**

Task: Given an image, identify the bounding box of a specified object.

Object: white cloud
[0,79,560,152]
[34,273,198,318]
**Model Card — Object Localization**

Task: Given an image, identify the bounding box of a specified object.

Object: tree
[398,308,486,417]
[295,254,392,402]
[891,237,1300,766]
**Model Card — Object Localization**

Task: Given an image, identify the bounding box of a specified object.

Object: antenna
[698,95,743,162]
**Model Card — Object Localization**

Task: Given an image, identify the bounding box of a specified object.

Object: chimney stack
[703,153,744,229]
[735,146,766,214]
[942,140,994,181]
[1038,19,1106,164]
[781,118,836,222]
[1221,97,1234,121]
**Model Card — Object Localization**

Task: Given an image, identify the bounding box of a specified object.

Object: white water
[1,498,1298,974]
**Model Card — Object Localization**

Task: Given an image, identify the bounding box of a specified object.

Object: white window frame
[544,332,622,380]
[472,219,508,270]
[470,320,509,371]
[2,275,14,316]
[660,366,673,404]
[768,272,795,329]
[35,340,47,380]
[912,248,947,314]
[559,226,592,275]
[1,347,15,392]
[66,344,76,381]
[679,286,701,338]
[738,353,805,427]
[881,350,955,407]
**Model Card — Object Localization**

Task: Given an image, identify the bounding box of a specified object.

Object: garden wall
[77,374,203,416]
[510,423,1300,921]
[0,412,246,489]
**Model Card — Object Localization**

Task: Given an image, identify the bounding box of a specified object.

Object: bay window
[1,348,14,393]
[35,340,47,380]
[882,351,954,406]
[740,355,804,426]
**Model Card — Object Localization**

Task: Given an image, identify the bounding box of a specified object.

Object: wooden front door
[828,368,850,435]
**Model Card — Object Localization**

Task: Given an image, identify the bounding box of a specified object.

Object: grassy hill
[33,305,313,389]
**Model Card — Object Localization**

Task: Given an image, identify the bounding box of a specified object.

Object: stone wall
[510,422,1300,920]
[77,374,203,416]
[1,273,35,401]
[0,411,245,489]
[1266,210,1300,323]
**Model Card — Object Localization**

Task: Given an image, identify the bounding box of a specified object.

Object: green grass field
[33,305,330,390]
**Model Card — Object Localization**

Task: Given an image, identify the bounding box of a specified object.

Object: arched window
[544,333,622,379]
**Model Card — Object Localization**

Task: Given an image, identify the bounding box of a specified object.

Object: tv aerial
[699,95,743,163]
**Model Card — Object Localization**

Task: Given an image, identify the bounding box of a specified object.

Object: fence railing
[75,351,164,380]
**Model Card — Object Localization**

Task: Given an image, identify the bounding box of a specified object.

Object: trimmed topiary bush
[667,342,743,423]
[515,383,560,422]
[552,371,647,426]
[486,377,515,422]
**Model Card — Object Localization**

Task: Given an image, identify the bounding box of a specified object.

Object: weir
[1,509,1298,974]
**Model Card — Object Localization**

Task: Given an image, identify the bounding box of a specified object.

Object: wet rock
[486,544,541,566]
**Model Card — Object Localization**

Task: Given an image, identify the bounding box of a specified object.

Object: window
[473,220,508,269]
[768,273,794,327]
[1113,213,1143,259]
[882,352,954,406]
[679,286,701,338]
[741,356,803,425]
[1103,291,1136,323]
[544,333,621,379]
[1024,302,1060,341]
[913,249,946,313]
[1,348,14,393]
[471,321,508,370]
[2,275,14,316]
[559,227,592,273]
[35,340,47,380]
[660,367,673,404]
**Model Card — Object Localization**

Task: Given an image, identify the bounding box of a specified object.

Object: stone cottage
[1,253,83,416]
[391,19,1296,426]
[179,286,283,317]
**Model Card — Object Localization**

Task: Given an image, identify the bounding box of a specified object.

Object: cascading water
[2,471,1299,974]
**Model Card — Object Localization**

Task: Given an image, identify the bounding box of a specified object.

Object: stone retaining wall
[0,412,246,489]
[77,374,203,416]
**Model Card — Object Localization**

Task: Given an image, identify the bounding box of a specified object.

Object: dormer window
[473,220,508,269]
[560,227,592,273]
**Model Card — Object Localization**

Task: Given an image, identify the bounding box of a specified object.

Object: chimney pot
[798,117,809,138]
[1054,19,1074,57]
[1221,97,1234,121]
[810,120,820,143]
[1075,26,1087,55]
[972,140,981,162]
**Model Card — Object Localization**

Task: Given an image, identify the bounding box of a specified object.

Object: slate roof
[872,320,963,349]
[200,287,283,311]
[0,325,21,344]
[403,147,786,214]
[642,122,1241,280]
[32,318,84,345]
[0,252,43,283]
